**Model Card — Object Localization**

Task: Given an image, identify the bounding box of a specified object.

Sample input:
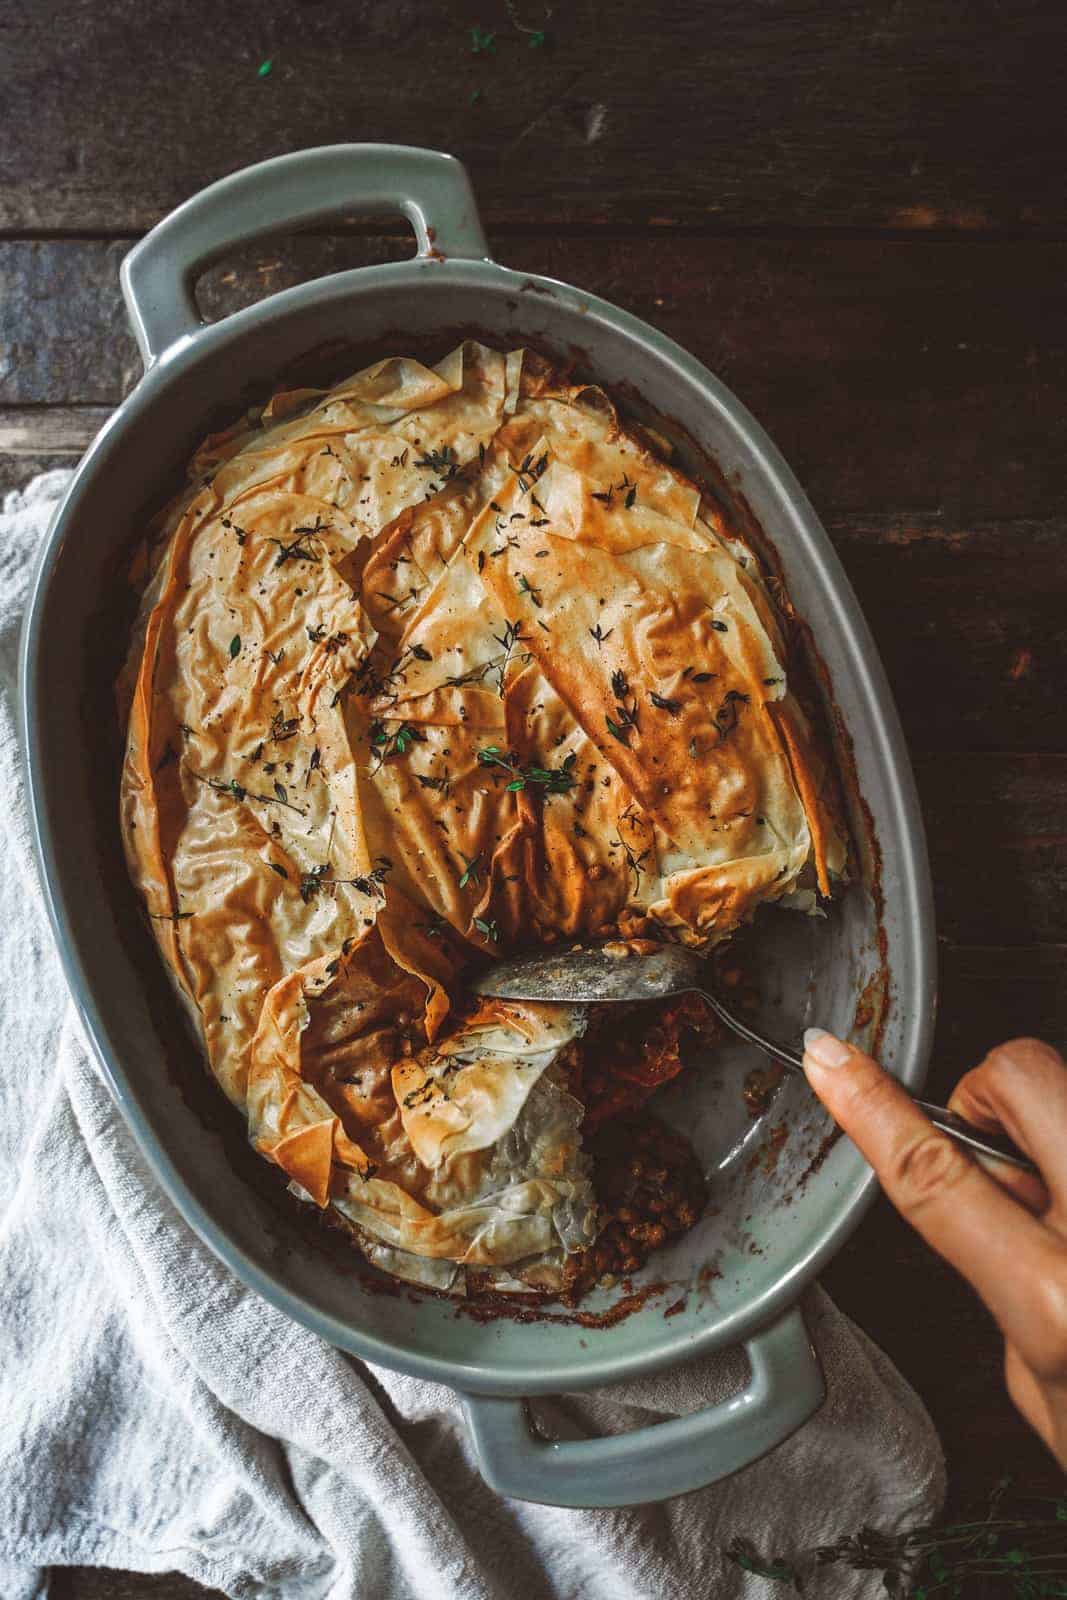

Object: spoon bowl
[473,945,1036,1174]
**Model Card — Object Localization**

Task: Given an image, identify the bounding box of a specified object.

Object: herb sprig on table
[724,1481,1067,1597]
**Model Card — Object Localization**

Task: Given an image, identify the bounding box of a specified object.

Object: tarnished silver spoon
[472,944,1037,1175]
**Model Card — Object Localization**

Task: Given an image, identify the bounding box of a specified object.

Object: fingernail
[803,1028,853,1069]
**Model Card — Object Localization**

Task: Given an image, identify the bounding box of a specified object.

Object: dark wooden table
[5,2,1065,1594]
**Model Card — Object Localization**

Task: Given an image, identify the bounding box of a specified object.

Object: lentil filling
[558,994,717,1303]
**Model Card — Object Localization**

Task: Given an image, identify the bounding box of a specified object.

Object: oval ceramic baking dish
[19,145,936,1508]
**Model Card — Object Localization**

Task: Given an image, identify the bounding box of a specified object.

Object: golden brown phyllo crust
[119,341,846,1296]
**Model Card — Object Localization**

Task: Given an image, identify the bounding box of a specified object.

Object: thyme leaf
[650,691,681,715]
[714,689,750,740]
[458,850,484,889]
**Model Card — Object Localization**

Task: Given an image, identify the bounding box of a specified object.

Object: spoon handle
[911,1101,1038,1174]
[695,988,1039,1177]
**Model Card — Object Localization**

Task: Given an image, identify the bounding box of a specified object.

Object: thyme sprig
[444,659,493,690]
[477,745,577,794]
[489,618,530,696]
[722,1540,800,1590]
[724,1481,1067,1598]
[190,769,308,816]
[612,831,650,891]
[367,719,426,772]
[268,517,328,567]
[299,855,392,904]
[414,444,459,479]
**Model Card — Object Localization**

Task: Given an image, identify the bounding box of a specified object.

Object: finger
[971,1150,1050,1216]
[1004,1345,1062,1464]
[949,1037,1067,1210]
[803,1028,1066,1356]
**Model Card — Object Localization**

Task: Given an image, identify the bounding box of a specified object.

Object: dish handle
[460,1304,823,1507]
[120,143,491,366]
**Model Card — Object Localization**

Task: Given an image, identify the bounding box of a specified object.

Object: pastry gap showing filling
[557,995,718,1303]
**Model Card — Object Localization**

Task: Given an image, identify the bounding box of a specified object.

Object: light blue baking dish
[19,145,935,1508]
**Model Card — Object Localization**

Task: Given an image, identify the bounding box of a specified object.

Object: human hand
[803,1029,1067,1468]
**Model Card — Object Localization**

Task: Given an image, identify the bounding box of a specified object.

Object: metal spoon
[472,944,1037,1175]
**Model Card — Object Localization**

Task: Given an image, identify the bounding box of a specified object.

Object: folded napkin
[0,471,944,1600]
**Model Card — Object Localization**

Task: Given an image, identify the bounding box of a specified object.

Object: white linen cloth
[0,470,945,1600]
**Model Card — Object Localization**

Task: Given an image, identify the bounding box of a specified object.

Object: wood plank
[6,233,1067,520]
[0,407,110,494]
[834,516,1067,756]
[0,405,111,455]
[929,942,1067,1088]
[918,758,1067,948]
[3,1,1067,234]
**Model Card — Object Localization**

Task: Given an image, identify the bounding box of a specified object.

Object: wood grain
[3,0,1067,234]
[919,759,1067,945]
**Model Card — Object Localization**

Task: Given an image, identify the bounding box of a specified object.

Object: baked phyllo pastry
[119,342,846,1296]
